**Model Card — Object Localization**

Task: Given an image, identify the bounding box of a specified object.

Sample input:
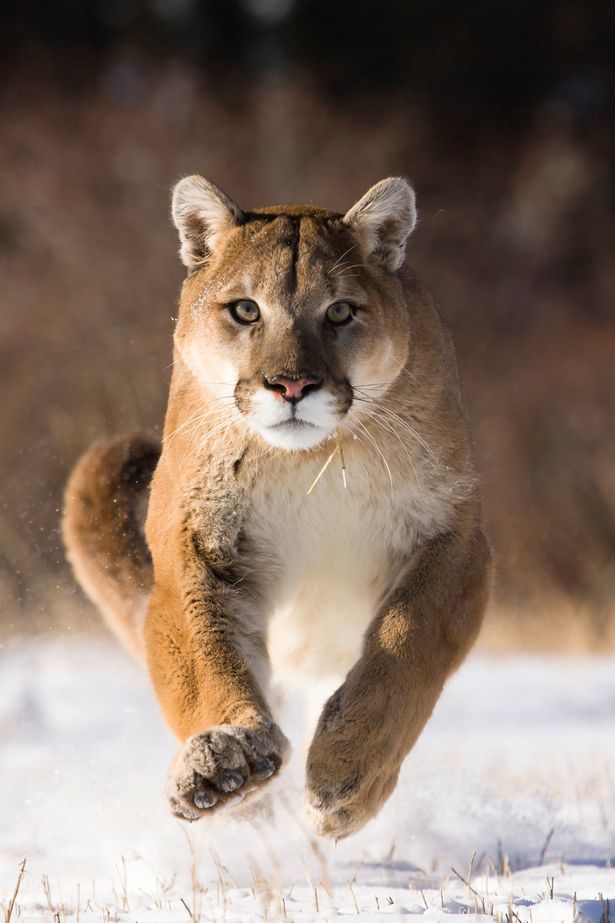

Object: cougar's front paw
[167,722,289,822]
[305,695,401,839]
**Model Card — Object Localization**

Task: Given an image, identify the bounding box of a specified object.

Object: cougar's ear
[343,177,417,272]
[171,176,245,269]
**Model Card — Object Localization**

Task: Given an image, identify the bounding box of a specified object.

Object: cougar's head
[171,176,417,451]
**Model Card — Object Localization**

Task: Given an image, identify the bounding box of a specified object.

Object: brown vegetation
[0,55,613,648]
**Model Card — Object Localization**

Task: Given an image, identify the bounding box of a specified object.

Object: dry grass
[3,859,26,923]
[2,843,615,921]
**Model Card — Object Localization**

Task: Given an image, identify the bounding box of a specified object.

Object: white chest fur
[245,440,456,689]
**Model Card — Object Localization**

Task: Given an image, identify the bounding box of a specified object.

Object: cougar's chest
[244,452,414,685]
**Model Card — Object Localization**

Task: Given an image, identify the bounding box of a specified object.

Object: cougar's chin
[250,419,334,451]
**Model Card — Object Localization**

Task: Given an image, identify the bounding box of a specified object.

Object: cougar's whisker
[165,400,236,444]
[356,406,420,482]
[353,418,394,489]
[331,262,364,278]
[183,416,238,469]
[328,244,357,275]
[353,391,436,461]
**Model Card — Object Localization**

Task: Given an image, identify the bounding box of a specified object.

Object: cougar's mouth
[270,419,318,429]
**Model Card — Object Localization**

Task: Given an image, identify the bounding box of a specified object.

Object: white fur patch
[245,435,461,693]
[174,335,238,402]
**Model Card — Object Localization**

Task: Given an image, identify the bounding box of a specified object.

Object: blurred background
[0,0,613,649]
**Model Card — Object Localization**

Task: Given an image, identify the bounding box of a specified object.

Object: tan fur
[63,177,492,836]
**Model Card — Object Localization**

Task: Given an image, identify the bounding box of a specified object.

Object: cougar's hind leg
[63,434,160,661]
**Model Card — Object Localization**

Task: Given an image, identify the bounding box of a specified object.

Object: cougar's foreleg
[144,525,289,821]
[306,510,492,838]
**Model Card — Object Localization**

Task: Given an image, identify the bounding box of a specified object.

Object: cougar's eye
[229,299,260,324]
[326,301,353,325]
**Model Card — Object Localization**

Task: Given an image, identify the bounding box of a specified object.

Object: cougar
[63,176,492,838]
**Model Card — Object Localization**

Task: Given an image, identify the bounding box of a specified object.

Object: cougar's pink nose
[264,374,323,403]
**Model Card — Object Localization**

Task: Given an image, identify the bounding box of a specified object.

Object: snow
[1,635,614,921]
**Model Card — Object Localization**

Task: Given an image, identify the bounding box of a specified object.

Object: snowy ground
[1,635,614,922]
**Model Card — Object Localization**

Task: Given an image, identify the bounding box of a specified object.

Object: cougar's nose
[264,374,323,404]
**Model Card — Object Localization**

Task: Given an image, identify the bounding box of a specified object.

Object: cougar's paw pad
[167,723,289,821]
[219,770,244,793]
[193,787,217,809]
[252,757,276,781]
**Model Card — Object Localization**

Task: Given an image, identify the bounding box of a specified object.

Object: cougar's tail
[63,435,161,661]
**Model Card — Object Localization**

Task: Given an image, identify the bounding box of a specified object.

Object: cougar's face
[172,180,416,451]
